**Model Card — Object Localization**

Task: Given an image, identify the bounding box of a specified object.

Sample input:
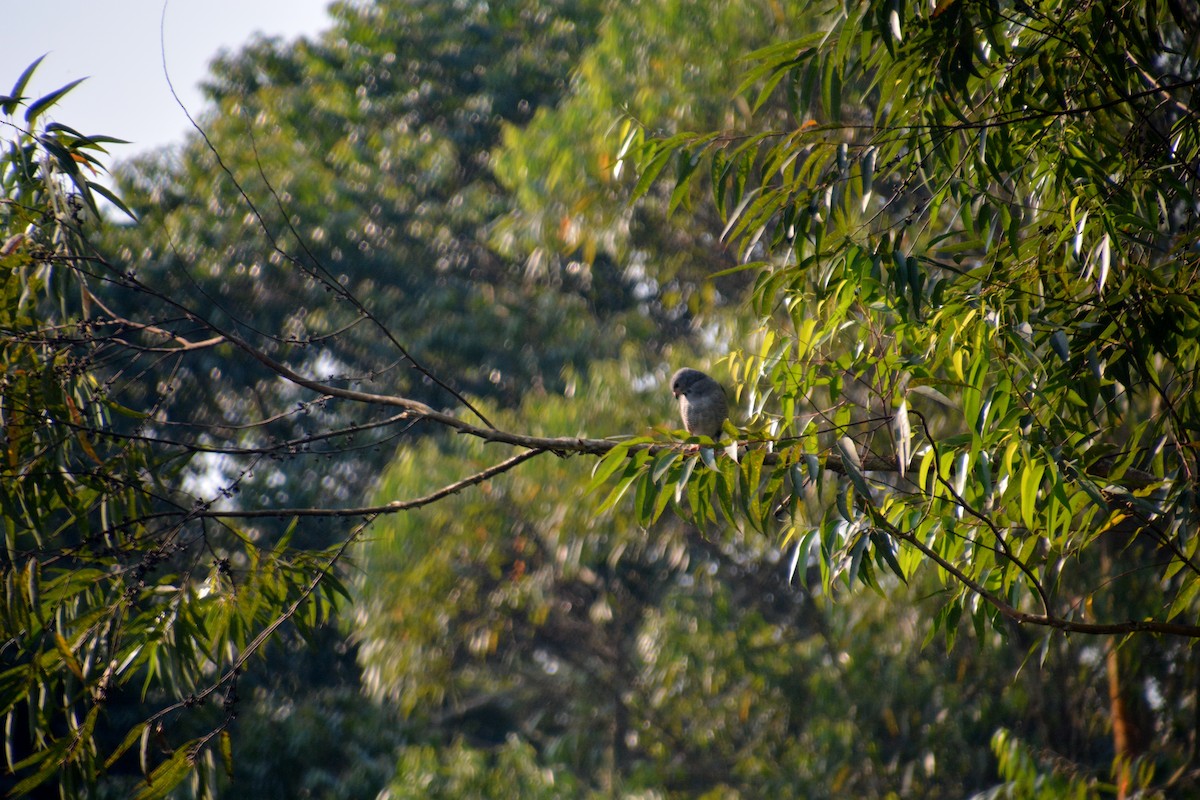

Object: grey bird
[671,368,728,440]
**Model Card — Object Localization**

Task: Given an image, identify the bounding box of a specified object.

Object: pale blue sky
[2,0,335,159]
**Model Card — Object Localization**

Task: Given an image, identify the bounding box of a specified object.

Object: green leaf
[586,440,643,495]
[596,458,644,515]
[37,133,101,218]
[632,138,685,201]
[7,737,71,797]
[219,729,234,778]
[673,453,697,503]
[634,469,655,524]
[837,436,870,499]
[44,122,126,145]
[134,742,196,800]
[1049,330,1070,362]
[54,631,84,680]
[836,482,855,523]
[106,722,149,769]
[1167,576,1200,621]
[711,147,729,217]
[714,459,737,524]
[8,734,72,786]
[870,531,906,582]
[651,473,674,523]
[25,78,87,124]
[752,62,791,113]
[848,530,869,586]
[820,52,842,122]
[319,570,353,605]
[709,259,769,279]
[650,449,680,484]
[1019,461,1045,531]
[3,55,46,115]
[86,180,138,221]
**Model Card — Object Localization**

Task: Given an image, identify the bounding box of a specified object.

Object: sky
[2,0,336,160]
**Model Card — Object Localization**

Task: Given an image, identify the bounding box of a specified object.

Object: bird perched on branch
[671,367,728,440]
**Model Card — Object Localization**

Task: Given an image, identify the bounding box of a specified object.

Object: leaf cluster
[623,0,1200,640]
[1,60,349,799]
[609,0,1200,792]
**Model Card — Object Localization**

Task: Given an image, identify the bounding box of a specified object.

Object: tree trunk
[1107,642,1139,800]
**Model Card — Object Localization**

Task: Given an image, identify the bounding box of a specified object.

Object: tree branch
[873,513,1200,638]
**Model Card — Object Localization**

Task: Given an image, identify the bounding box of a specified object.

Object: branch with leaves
[9,2,1200,794]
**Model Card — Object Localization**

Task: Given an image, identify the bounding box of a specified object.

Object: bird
[670,367,728,440]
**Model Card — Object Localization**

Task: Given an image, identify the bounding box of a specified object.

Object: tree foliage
[605,0,1200,793]
[8,0,1200,797]
[622,0,1200,644]
[491,0,810,313]
[0,62,350,799]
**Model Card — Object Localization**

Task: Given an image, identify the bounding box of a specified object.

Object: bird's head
[670,367,704,398]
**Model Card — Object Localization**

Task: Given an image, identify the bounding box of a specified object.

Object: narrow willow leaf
[821,52,841,123]
[24,78,86,124]
[892,400,911,478]
[1019,462,1045,530]
[685,465,706,523]
[219,730,234,779]
[871,531,906,581]
[674,454,698,503]
[791,530,820,586]
[44,122,130,147]
[87,180,138,222]
[720,186,760,242]
[25,558,42,625]
[596,458,644,515]
[650,450,680,484]
[134,743,195,800]
[106,722,148,769]
[7,737,71,797]
[8,729,69,773]
[612,121,638,181]
[1049,330,1070,362]
[860,146,875,211]
[54,632,84,680]
[787,536,804,583]
[805,452,820,484]
[1095,233,1110,293]
[630,145,674,202]
[836,483,855,523]
[651,476,674,523]
[753,64,791,113]
[3,55,46,115]
[848,530,869,586]
[708,259,769,279]
[634,471,655,525]
[714,461,737,524]
[837,436,870,499]
[140,719,153,776]
[585,440,638,495]
[1167,577,1200,621]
